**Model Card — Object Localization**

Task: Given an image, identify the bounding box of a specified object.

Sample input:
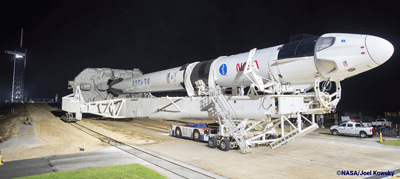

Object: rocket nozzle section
[108,78,124,86]
[107,88,123,97]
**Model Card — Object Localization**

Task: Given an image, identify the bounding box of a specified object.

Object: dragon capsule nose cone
[366,36,394,65]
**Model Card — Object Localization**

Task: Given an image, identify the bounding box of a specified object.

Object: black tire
[175,128,182,138]
[332,130,339,136]
[220,139,230,151]
[230,138,240,150]
[208,137,217,148]
[193,130,200,142]
[360,132,367,138]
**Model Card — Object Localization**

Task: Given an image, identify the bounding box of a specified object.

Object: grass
[19,164,168,179]
[379,140,400,146]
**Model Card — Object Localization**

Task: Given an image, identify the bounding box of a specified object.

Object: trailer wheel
[193,130,200,142]
[230,139,240,150]
[360,132,367,138]
[220,139,230,151]
[176,128,182,138]
[208,137,217,148]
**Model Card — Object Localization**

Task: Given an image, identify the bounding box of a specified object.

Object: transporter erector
[63,33,394,153]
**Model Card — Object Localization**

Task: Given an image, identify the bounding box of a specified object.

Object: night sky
[0,1,399,115]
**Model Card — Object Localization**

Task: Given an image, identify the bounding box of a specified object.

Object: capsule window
[278,36,319,59]
[315,37,335,52]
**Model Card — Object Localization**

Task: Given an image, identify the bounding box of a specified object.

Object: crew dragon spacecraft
[63,33,394,152]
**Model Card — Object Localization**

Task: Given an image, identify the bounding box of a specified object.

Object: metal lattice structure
[5,29,27,103]
[5,50,26,102]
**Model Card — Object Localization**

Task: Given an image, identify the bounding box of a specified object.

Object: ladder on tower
[210,93,253,154]
[269,123,319,149]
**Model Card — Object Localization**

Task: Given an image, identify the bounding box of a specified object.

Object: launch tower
[5,28,27,102]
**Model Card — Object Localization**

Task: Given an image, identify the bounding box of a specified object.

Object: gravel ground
[79,118,160,145]
[125,117,215,131]
[0,103,166,162]
[1,104,108,162]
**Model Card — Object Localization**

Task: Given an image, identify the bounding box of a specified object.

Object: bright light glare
[15,54,23,58]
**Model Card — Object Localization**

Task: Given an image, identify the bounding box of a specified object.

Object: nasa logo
[341,39,346,43]
[236,60,259,71]
[219,64,227,76]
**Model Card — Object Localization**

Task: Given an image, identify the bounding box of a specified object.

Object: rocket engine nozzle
[108,78,124,86]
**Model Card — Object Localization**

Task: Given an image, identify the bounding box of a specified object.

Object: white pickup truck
[330,121,374,138]
[361,119,392,127]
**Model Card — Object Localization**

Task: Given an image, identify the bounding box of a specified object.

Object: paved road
[0,117,40,150]
[0,147,129,179]
[0,146,227,179]
[304,128,400,151]
[93,120,400,178]
[139,127,400,179]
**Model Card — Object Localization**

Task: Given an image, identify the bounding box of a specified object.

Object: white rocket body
[111,67,185,93]
[111,33,394,95]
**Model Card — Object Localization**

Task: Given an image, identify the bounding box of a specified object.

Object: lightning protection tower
[5,28,27,103]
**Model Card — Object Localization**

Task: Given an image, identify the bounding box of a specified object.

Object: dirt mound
[0,104,26,144]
